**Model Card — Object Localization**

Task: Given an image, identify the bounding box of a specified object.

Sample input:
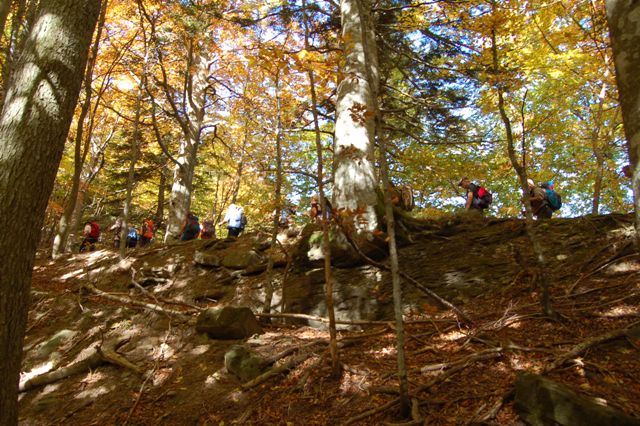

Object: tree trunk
[334,0,379,232]
[605,0,640,245]
[164,143,197,241]
[51,0,107,257]
[163,41,208,242]
[119,83,144,258]
[155,164,166,228]
[0,1,101,423]
[302,0,339,376]
[490,14,554,318]
[262,74,284,319]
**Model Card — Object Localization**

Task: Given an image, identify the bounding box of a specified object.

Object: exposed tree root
[82,283,196,317]
[19,338,139,392]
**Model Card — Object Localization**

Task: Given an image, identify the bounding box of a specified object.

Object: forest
[1,0,640,424]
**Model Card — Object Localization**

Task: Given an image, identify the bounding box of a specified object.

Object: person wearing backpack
[126,224,139,247]
[200,220,215,239]
[79,220,100,252]
[109,218,123,249]
[458,177,492,213]
[139,219,154,247]
[222,204,245,237]
[181,212,200,241]
[526,179,553,219]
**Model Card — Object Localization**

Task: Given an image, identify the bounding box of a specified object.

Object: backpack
[127,228,138,240]
[187,215,200,233]
[239,212,247,229]
[544,189,562,211]
[141,220,153,238]
[475,186,493,208]
[89,221,100,238]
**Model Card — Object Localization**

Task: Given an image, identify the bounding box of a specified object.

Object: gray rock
[194,250,221,267]
[515,373,640,426]
[195,306,262,339]
[221,249,265,270]
[224,344,267,382]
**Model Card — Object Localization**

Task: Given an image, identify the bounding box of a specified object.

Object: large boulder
[292,224,387,268]
[515,373,640,426]
[195,306,262,339]
[224,344,267,382]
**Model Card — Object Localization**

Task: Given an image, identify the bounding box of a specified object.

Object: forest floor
[19,212,640,425]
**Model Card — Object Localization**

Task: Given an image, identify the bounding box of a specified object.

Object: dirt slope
[19,213,640,425]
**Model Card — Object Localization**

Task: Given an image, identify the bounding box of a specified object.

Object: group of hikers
[458,176,562,219]
[77,178,561,253]
[78,203,249,253]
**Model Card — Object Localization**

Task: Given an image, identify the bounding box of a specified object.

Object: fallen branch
[255,312,393,326]
[545,325,640,372]
[82,283,194,317]
[241,352,309,390]
[19,338,137,392]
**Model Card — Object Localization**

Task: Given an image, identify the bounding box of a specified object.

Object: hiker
[139,219,154,247]
[126,224,139,247]
[109,218,123,249]
[526,179,553,219]
[309,196,333,223]
[200,220,215,239]
[79,220,100,252]
[458,177,492,213]
[181,212,201,241]
[222,204,246,237]
[309,196,322,223]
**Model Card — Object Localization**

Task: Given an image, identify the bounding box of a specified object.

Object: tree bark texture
[52,0,107,257]
[605,0,640,244]
[164,40,208,241]
[334,0,379,232]
[0,1,101,424]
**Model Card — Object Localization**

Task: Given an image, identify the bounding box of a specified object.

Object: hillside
[19,213,640,425]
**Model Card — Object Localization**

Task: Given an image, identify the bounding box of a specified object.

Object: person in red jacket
[139,219,154,247]
[79,220,100,252]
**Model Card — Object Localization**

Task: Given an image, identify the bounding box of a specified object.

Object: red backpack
[89,221,100,238]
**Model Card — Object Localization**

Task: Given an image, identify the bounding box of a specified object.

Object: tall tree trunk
[164,143,197,241]
[605,1,640,242]
[120,79,145,258]
[51,0,107,257]
[302,0,339,376]
[490,15,555,318]
[262,74,283,319]
[334,0,379,232]
[0,1,101,423]
[163,41,208,242]
[155,164,166,228]
[378,123,411,417]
